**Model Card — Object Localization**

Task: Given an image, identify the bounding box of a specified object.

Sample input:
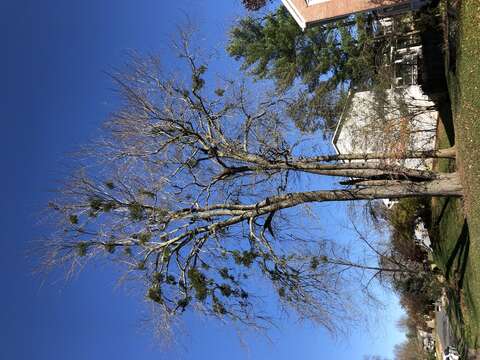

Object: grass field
[431,114,475,353]
[431,0,480,353]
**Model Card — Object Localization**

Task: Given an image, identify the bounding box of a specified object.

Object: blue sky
[1,1,405,359]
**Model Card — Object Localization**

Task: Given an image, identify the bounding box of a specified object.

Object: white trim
[331,91,352,155]
[306,0,330,5]
[281,0,307,30]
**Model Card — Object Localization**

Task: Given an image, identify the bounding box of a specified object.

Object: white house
[332,15,438,177]
[332,85,438,212]
[332,85,438,170]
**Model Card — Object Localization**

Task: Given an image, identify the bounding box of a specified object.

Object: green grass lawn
[431,105,476,352]
[431,0,480,351]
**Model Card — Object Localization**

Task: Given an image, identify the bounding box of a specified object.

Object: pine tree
[228,7,377,136]
[241,0,270,11]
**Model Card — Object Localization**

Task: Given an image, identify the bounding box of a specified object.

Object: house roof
[281,0,411,29]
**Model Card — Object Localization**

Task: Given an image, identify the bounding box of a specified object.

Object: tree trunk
[175,173,462,222]
[302,146,456,162]
[254,172,462,213]
[218,147,456,181]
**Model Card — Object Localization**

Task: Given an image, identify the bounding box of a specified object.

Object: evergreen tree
[241,0,271,11]
[228,6,377,136]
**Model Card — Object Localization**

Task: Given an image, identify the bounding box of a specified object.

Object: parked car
[443,346,460,360]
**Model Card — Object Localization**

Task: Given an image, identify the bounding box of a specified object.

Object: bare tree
[42,33,460,338]
[394,336,427,360]
[363,355,391,360]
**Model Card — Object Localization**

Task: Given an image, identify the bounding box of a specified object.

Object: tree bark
[168,173,462,222]
[216,148,456,181]
[296,147,457,162]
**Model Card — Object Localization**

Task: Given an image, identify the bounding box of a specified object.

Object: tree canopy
[227,7,378,135]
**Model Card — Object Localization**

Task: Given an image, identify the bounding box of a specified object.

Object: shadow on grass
[434,197,452,227]
[437,100,456,145]
[447,296,470,359]
[444,220,470,288]
[443,221,474,354]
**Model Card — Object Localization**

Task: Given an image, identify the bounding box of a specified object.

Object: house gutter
[281,0,307,30]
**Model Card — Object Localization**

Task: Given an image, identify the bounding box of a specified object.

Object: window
[395,59,418,86]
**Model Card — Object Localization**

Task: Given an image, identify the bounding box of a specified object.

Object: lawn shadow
[434,197,452,227]
[456,222,470,290]
[437,99,456,145]
[444,220,470,287]
[446,293,470,359]
[444,221,474,357]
